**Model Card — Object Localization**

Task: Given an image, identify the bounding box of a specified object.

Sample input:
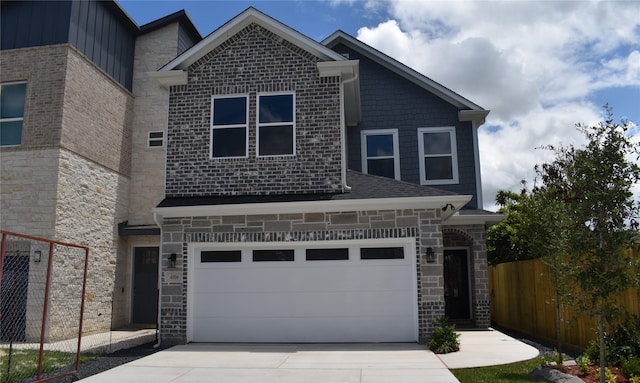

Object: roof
[322,30,489,120]
[161,7,347,71]
[139,9,201,42]
[154,170,471,218]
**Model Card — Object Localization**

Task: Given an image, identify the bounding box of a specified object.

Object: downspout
[340,72,358,192]
[152,211,163,348]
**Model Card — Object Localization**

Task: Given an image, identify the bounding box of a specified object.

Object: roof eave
[154,195,472,219]
[323,31,486,112]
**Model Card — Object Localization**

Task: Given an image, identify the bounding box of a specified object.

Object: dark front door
[1,255,29,342]
[444,249,471,320]
[132,247,158,325]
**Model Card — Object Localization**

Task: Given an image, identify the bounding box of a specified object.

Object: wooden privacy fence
[488,247,640,351]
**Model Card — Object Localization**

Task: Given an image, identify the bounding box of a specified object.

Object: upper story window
[257,93,295,157]
[361,129,400,180]
[211,95,248,158]
[0,82,27,147]
[418,126,459,185]
[147,131,164,148]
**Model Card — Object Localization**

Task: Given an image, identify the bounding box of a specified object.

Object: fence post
[36,241,55,380]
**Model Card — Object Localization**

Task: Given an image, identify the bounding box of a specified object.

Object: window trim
[210,94,249,159]
[0,81,27,147]
[417,126,459,185]
[256,92,296,158]
[361,129,400,180]
[147,130,164,148]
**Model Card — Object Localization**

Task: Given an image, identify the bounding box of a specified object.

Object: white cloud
[355,0,640,209]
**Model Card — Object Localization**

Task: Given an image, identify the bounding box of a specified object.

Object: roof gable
[161,7,346,71]
[323,31,488,115]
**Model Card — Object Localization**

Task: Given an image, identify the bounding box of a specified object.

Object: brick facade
[158,208,448,344]
[165,23,343,197]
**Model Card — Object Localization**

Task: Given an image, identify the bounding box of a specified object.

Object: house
[0,1,502,345]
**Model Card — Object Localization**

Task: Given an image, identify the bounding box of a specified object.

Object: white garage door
[188,240,417,343]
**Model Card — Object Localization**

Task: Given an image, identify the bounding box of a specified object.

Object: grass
[0,348,99,383]
[451,358,546,383]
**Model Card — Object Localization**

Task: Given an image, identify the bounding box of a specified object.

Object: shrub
[429,317,460,354]
[584,314,640,366]
[577,354,591,375]
[596,367,617,383]
[622,357,640,380]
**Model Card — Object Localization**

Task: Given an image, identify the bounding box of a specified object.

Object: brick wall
[158,208,445,344]
[443,225,490,327]
[165,23,343,197]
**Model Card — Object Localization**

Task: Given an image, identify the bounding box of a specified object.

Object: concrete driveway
[78,343,460,383]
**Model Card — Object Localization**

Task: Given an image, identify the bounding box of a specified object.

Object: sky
[119,0,640,211]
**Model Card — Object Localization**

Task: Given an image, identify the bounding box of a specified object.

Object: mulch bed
[561,364,630,383]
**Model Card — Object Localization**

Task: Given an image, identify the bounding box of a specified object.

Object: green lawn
[1,348,98,383]
[451,358,546,383]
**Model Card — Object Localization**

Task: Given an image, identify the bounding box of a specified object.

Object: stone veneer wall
[165,23,342,197]
[159,208,446,345]
[443,226,490,327]
[54,148,129,336]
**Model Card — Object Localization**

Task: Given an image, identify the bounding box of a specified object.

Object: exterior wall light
[33,250,42,263]
[425,247,436,263]
[168,253,177,268]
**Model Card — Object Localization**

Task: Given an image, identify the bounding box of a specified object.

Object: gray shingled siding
[158,208,448,345]
[337,44,479,208]
[165,24,343,197]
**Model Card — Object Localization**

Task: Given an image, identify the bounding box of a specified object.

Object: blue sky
[120,0,640,210]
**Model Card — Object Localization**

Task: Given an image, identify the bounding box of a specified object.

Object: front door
[444,249,471,320]
[132,247,158,326]
[1,254,29,341]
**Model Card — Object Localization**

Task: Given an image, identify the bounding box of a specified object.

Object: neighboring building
[1,1,502,345]
[0,0,200,341]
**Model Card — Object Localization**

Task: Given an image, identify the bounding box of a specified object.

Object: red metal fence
[0,230,89,383]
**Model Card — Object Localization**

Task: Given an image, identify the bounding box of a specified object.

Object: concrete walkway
[78,328,539,383]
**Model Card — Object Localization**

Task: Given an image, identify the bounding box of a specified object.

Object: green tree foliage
[533,107,640,383]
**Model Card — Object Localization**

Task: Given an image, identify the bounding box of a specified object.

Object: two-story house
[1,1,501,346]
[151,8,502,345]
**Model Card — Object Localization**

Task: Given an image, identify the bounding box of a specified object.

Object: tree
[534,107,640,383]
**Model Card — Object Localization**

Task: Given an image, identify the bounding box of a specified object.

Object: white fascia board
[154,195,472,219]
[317,60,358,77]
[323,32,485,111]
[444,212,507,226]
[147,70,188,88]
[459,109,490,125]
[162,8,346,71]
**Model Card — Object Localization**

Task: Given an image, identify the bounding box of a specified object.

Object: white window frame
[256,92,296,158]
[361,129,400,180]
[417,126,459,185]
[147,131,164,148]
[0,81,27,147]
[210,94,249,159]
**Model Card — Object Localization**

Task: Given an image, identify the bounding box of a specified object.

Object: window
[211,95,248,158]
[418,127,459,185]
[253,249,294,262]
[201,251,241,263]
[360,247,404,260]
[306,248,349,261]
[257,93,295,156]
[361,129,400,180]
[0,82,27,147]
[147,131,164,148]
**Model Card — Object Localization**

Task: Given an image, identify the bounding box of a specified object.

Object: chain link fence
[1,231,89,383]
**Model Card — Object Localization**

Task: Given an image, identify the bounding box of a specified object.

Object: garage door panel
[190,242,417,342]
[193,265,413,293]
[193,290,413,318]
[192,315,415,343]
